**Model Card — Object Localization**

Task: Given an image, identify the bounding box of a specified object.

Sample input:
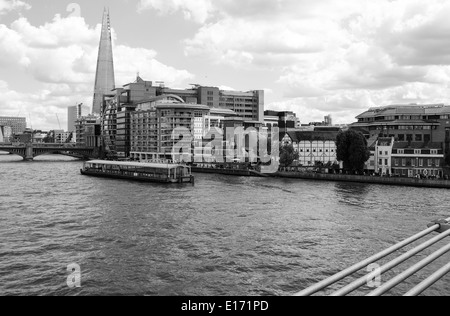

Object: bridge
[0,143,98,161]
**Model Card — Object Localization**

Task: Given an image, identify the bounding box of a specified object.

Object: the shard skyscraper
[92,8,115,115]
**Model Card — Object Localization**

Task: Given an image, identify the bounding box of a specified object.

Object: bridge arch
[0,149,26,159]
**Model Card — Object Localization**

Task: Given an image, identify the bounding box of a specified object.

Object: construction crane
[56,114,61,130]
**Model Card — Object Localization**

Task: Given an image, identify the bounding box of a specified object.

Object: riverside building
[282,130,340,167]
[353,104,448,177]
[130,99,210,161]
[351,104,450,145]
[0,117,27,135]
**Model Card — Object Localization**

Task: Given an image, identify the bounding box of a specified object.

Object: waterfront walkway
[275,171,450,189]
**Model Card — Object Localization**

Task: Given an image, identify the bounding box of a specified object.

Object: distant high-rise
[92,8,115,115]
[68,103,89,132]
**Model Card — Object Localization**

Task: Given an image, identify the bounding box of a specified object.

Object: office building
[68,104,89,132]
[52,130,72,143]
[109,77,264,122]
[351,104,450,145]
[0,117,27,134]
[264,110,300,130]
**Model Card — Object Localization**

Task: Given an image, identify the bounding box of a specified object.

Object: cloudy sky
[2,0,450,130]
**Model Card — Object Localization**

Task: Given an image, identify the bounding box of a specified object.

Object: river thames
[0,154,449,296]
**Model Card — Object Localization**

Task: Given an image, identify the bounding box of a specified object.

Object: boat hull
[80,170,194,184]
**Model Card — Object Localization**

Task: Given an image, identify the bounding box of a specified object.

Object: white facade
[296,140,338,166]
[374,137,394,176]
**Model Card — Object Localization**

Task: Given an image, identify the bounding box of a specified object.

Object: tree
[336,130,370,172]
[280,143,299,167]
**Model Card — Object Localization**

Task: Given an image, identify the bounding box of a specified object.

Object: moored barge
[81,160,194,184]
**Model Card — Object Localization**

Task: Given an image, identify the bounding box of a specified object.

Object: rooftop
[356,104,450,119]
[285,130,340,142]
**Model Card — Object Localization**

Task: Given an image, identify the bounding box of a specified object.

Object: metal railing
[295,218,450,296]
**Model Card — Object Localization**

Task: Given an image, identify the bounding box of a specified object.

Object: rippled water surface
[0,154,449,296]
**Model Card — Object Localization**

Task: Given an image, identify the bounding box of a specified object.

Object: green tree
[336,130,370,172]
[279,143,299,167]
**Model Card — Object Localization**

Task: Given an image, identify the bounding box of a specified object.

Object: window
[428,159,433,167]
[385,159,389,166]
[419,159,424,167]
[431,149,438,155]
[415,149,421,155]
[379,159,383,166]
[411,159,416,167]
[415,134,423,142]
[379,151,383,156]
[385,151,388,156]
[402,159,406,167]
[436,159,440,167]
[395,159,399,167]
[398,149,404,154]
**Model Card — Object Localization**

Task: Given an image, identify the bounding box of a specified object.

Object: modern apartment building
[0,117,27,135]
[130,100,210,161]
[75,115,100,145]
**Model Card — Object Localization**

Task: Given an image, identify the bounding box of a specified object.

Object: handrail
[367,242,450,296]
[404,262,450,296]
[330,229,450,296]
[295,217,450,296]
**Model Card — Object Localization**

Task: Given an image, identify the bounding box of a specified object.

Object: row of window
[299,148,335,153]
[360,115,449,122]
[395,149,439,155]
[389,158,441,167]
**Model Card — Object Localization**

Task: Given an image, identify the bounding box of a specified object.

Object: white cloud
[0,14,194,130]
[0,0,30,16]
[175,0,450,123]
[138,0,213,24]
